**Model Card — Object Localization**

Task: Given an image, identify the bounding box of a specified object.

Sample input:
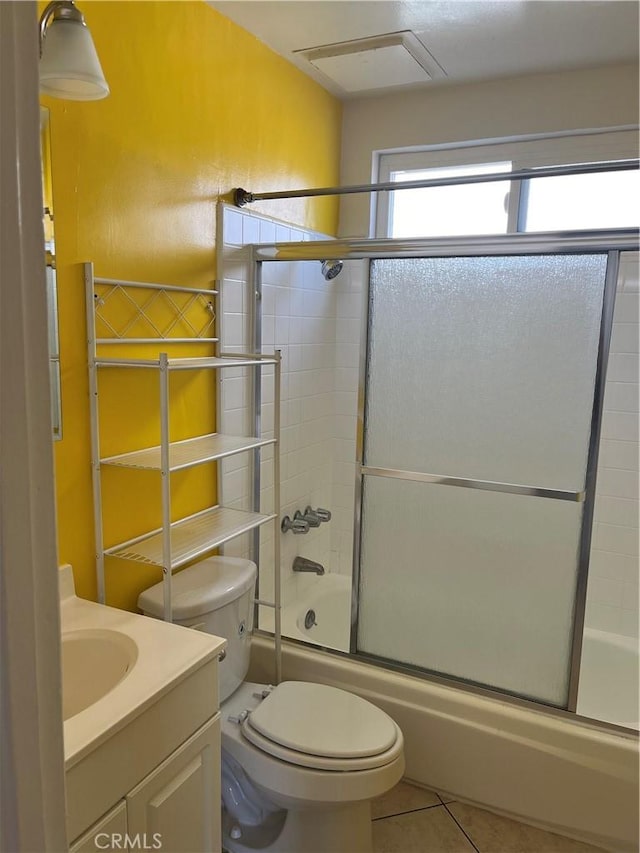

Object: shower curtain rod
[233,159,639,207]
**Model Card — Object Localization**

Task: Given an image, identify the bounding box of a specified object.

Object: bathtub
[577,628,639,730]
[252,594,639,852]
[259,573,351,651]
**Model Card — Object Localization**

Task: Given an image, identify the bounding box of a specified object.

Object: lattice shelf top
[91,274,218,344]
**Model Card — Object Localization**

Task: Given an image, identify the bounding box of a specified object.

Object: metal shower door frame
[252,228,638,715]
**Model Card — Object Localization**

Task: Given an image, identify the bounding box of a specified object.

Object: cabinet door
[127,715,221,853]
[69,801,127,853]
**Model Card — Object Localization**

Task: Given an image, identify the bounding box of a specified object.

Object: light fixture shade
[40,18,109,100]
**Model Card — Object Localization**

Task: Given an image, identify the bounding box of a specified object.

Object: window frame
[373,127,639,238]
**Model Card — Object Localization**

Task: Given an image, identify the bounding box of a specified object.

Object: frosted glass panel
[365,255,607,489]
[357,477,584,706]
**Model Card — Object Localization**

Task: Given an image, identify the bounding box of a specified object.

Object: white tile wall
[585,252,639,639]
[216,204,363,622]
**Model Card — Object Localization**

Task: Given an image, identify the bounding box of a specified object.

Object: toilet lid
[244,681,398,760]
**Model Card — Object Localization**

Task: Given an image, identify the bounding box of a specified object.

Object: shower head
[320,259,343,281]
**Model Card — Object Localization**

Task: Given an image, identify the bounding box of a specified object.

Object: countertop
[60,565,225,768]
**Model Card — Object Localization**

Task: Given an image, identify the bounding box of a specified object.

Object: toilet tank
[137,556,257,702]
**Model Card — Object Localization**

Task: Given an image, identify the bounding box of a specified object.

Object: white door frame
[0,2,67,850]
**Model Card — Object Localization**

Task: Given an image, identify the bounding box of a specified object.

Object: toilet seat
[239,681,402,772]
[241,717,403,771]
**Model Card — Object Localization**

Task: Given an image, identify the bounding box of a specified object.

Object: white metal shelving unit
[85,263,281,677]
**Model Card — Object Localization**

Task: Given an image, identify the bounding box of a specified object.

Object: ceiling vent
[294,31,446,95]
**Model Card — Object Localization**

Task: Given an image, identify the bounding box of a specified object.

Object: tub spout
[292,556,325,575]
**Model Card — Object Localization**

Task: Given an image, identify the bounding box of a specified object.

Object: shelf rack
[85,264,282,679]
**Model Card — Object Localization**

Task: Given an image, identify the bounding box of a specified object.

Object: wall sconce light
[39,0,109,101]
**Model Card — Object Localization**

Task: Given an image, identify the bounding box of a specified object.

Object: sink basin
[61,628,138,720]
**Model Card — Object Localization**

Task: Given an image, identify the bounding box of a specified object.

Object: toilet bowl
[138,557,405,853]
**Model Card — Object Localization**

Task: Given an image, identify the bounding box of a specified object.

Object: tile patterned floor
[372,781,606,853]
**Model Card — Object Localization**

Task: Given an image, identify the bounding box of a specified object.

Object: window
[389,162,512,238]
[522,169,639,232]
[376,129,639,238]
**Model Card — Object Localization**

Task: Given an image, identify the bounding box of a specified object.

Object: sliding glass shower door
[356,253,614,708]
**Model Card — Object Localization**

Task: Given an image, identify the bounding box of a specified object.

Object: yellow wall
[43,1,341,610]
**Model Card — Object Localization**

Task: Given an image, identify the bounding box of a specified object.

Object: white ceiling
[208,0,639,98]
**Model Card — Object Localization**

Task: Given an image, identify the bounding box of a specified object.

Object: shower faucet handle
[306,505,331,523]
[297,508,321,528]
[281,515,309,534]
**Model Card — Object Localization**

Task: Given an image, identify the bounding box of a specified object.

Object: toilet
[138,556,404,853]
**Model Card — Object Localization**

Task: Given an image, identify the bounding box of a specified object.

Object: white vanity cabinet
[65,649,223,852]
[126,716,221,853]
[69,717,220,853]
